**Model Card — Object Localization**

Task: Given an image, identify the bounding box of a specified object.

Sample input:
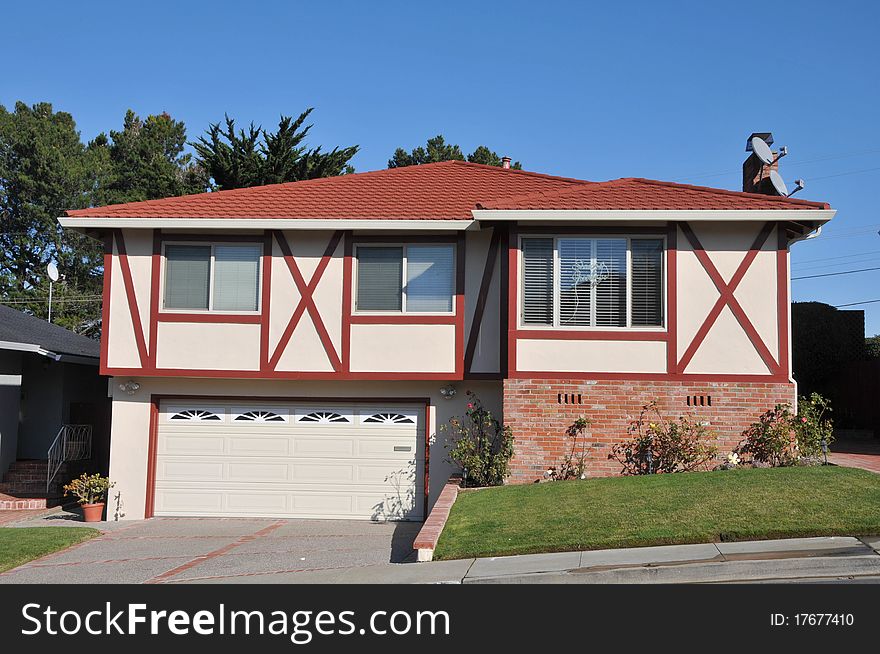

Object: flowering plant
[441,392,514,487]
[63,473,114,505]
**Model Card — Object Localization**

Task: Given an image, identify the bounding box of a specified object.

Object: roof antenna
[751,135,803,197]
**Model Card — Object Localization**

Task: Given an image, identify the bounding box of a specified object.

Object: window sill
[157,312,262,324]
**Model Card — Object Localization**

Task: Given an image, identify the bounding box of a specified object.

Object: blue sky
[3,1,879,332]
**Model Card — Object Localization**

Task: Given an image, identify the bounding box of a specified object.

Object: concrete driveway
[0,514,421,584]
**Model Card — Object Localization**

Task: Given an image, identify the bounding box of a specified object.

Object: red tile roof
[64,161,830,220]
[476,177,831,211]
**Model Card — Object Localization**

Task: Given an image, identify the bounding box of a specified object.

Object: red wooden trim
[159,233,265,243]
[145,393,432,521]
[506,225,518,375]
[148,230,161,367]
[350,314,456,325]
[514,329,667,341]
[100,233,113,372]
[104,366,460,380]
[776,226,790,378]
[113,229,150,368]
[464,228,501,374]
[157,312,262,324]
[463,371,502,380]
[509,370,791,382]
[666,222,678,374]
[454,231,466,379]
[260,231,273,371]
[517,226,667,235]
[499,224,510,378]
[269,230,343,371]
[677,222,779,375]
[342,231,353,373]
[145,397,159,519]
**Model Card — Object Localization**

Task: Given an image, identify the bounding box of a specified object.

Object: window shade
[164,245,210,310]
[405,245,454,312]
[559,238,593,326]
[522,238,554,325]
[213,245,261,311]
[595,238,627,327]
[357,247,403,311]
[631,238,663,326]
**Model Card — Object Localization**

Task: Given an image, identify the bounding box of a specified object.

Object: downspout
[784,223,822,409]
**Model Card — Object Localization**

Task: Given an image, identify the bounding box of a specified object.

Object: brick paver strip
[414,477,461,561]
[145,520,286,583]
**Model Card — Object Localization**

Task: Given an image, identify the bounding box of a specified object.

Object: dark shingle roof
[0,304,100,359]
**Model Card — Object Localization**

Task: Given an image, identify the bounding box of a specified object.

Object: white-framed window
[163,243,262,312]
[354,244,455,313]
[521,235,665,329]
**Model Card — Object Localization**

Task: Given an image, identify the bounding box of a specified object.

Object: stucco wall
[106,377,501,520]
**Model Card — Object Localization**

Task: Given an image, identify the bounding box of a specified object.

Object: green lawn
[433,466,880,560]
[0,527,100,572]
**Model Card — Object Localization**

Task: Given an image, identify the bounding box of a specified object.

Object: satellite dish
[750,136,774,165]
[768,170,789,197]
[46,262,59,282]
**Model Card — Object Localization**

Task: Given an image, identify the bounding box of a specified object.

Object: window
[356,244,455,313]
[163,243,261,312]
[521,236,664,328]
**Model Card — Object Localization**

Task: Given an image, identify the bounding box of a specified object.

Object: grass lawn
[433,466,880,560]
[0,527,100,572]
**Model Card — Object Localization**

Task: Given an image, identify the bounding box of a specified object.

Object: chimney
[501,156,511,170]
[742,132,778,194]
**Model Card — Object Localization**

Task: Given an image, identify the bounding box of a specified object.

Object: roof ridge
[625,177,830,209]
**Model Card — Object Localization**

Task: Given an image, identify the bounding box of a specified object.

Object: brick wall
[503,377,795,483]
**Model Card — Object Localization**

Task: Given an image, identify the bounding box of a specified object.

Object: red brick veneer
[503,378,795,482]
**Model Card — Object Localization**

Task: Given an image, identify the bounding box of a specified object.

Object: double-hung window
[355,244,455,313]
[163,243,262,312]
[521,236,664,328]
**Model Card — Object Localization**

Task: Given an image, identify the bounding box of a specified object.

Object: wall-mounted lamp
[119,380,141,396]
[439,384,457,400]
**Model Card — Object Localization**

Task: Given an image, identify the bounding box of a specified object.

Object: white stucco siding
[465,228,501,374]
[155,322,261,371]
[517,339,667,373]
[349,324,457,373]
[106,229,153,369]
[106,378,501,520]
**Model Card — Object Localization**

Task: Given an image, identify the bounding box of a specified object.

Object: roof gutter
[0,340,98,366]
[58,217,476,231]
[471,209,836,223]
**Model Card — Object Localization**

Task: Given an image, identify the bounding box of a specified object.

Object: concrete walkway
[181,535,880,584]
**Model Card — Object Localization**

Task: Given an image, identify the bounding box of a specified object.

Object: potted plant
[63,473,115,522]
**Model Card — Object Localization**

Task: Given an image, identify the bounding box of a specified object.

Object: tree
[94,110,208,205]
[193,109,358,190]
[388,135,522,169]
[0,101,104,333]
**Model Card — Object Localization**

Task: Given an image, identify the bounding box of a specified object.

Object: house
[0,304,110,509]
[58,138,834,521]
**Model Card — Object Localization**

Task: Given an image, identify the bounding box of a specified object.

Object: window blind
[595,238,627,327]
[559,238,592,326]
[405,245,454,312]
[522,238,554,325]
[213,245,261,311]
[164,245,211,310]
[357,247,403,311]
[631,238,663,326]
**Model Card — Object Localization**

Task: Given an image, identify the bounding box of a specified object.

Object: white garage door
[154,400,424,520]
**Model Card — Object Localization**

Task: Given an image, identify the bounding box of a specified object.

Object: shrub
[734,404,799,467]
[442,392,514,487]
[63,473,114,505]
[547,417,592,481]
[794,392,834,457]
[608,402,718,475]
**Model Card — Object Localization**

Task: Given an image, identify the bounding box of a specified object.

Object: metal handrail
[47,424,92,492]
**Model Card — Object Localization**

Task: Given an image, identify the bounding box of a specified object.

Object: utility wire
[792,266,880,280]
[835,299,880,308]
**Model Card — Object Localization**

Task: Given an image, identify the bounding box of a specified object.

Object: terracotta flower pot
[81,503,105,522]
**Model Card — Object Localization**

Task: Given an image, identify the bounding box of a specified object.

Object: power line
[792,266,880,280]
[835,299,880,308]
[792,249,880,266]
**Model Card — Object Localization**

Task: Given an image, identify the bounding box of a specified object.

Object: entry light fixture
[119,380,141,396]
[439,384,457,400]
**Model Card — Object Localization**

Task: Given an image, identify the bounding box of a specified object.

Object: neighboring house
[0,304,110,508]
[58,137,834,521]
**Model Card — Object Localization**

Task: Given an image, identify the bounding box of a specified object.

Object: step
[0,482,63,496]
[0,493,48,511]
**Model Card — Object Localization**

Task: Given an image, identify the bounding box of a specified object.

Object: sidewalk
[179,535,880,584]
